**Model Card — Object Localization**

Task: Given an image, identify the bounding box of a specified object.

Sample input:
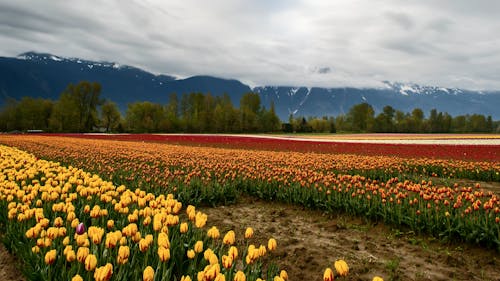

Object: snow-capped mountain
[1,52,499,120]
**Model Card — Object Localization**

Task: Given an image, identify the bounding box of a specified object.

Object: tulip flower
[323,268,334,281]
[372,277,384,281]
[223,230,235,245]
[207,226,220,239]
[76,222,85,235]
[279,270,288,281]
[94,263,113,281]
[158,246,170,262]
[194,240,203,253]
[334,259,349,276]
[117,246,130,264]
[72,275,83,281]
[77,247,90,263]
[44,249,56,265]
[85,254,98,271]
[234,270,246,281]
[180,222,189,233]
[143,266,155,281]
[244,227,254,239]
[267,238,277,251]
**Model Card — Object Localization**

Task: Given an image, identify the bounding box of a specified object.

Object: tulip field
[0,134,499,281]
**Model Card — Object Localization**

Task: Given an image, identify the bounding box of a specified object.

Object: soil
[201,196,500,281]
[0,243,24,281]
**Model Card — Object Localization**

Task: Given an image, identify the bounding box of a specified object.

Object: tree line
[0,81,498,133]
[288,103,498,133]
[0,81,281,133]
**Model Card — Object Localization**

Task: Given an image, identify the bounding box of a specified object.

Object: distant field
[272,133,500,145]
[28,133,500,161]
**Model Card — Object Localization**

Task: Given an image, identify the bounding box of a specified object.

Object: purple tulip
[76,222,85,235]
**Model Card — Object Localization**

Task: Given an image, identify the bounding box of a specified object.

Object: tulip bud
[76,222,85,235]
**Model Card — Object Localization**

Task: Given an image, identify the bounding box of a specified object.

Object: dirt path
[202,196,500,281]
[0,243,24,281]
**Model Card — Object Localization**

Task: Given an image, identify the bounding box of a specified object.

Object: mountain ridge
[1,52,499,120]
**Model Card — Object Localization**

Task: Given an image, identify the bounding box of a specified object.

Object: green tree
[100,101,122,132]
[347,103,375,132]
[125,102,166,133]
[240,93,262,132]
[49,81,103,132]
[49,90,79,132]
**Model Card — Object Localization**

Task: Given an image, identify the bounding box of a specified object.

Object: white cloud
[0,0,499,90]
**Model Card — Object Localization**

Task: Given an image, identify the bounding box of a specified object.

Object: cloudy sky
[1,0,500,90]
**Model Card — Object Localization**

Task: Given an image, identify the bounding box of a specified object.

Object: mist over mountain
[1,52,499,120]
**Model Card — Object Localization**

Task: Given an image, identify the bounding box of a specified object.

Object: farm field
[0,134,499,281]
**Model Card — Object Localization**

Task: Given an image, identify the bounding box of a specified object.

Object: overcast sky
[1,0,500,90]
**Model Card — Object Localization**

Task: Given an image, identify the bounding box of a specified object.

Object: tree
[100,101,122,132]
[49,81,103,132]
[125,102,166,133]
[49,90,79,132]
[411,108,424,132]
[240,93,262,132]
[347,103,374,132]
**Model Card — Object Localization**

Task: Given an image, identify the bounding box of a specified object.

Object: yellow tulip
[158,232,170,248]
[195,212,207,228]
[222,255,233,269]
[372,277,384,281]
[44,249,56,265]
[94,263,113,281]
[139,238,151,252]
[66,249,76,262]
[334,259,349,276]
[207,226,220,239]
[323,268,334,281]
[85,254,98,271]
[62,236,70,246]
[180,275,192,281]
[234,271,246,281]
[244,227,254,239]
[223,230,235,245]
[117,246,130,264]
[72,275,83,281]
[77,247,90,263]
[279,270,288,281]
[214,273,225,281]
[107,220,114,229]
[180,222,189,233]
[187,249,196,259]
[194,240,203,253]
[267,238,277,251]
[228,246,238,259]
[31,245,40,253]
[143,266,155,281]
[158,246,170,262]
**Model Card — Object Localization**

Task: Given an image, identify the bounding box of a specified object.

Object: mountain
[256,83,500,120]
[1,52,499,120]
[0,52,251,109]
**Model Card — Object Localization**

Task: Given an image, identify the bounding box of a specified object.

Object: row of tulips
[0,145,309,281]
[0,135,498,185]
[42,133,500,162]
[0,136,499,250]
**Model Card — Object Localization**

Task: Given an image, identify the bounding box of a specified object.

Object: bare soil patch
[0,243,24,281]
[202,196,500,281]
